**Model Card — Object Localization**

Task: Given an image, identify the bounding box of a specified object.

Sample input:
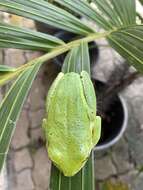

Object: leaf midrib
[0,69,32,144]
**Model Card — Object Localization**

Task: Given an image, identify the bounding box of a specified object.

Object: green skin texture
[42,71,101,177]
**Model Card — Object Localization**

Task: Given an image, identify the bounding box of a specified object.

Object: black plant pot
[53,31,99,67]
[35,4,81,35]
[93,80,128,151]
[35,16,81,35]
[35,22,61,35]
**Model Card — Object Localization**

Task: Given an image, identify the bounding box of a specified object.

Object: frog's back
[45,72,94,176]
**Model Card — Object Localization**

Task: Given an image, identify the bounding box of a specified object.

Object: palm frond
[0,61,41,172]
[0,65,15,72]
[50,152,95,190]
[62,42,90,74]
[54,0,136,30]
[0,22,64,50]
[0,0,94,35]
[108,25,143,72]
[0,23,142,86]
[0,32,109,87]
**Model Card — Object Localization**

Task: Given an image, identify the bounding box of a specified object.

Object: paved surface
[0,14,143,190]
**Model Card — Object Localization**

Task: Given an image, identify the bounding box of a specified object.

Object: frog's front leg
[92,116,101,146]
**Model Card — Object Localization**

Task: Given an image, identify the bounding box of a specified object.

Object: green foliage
[0,0,142,189]
[50,152,95,190]
[54,0,136,29]
[0,0,93,35]
[0,61,41,171]
[62,42,90,74]
[108,25,143,72]
[0,22,64,51]
[0,65,15,72]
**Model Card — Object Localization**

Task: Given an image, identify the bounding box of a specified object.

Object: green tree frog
[42,71,101,177]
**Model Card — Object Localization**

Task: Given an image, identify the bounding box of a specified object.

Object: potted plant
[94,63,140,151]
[0,0,142,189]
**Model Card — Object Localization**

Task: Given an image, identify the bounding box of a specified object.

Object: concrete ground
[0,10,143,190]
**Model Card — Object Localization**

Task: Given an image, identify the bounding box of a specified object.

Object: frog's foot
[92,116,101,146]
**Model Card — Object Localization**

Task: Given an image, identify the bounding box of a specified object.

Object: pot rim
[94,94,128,151]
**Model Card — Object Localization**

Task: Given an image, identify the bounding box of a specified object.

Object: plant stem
[40,31,112,62]
[16,31,112,72]
[1,30,113,86]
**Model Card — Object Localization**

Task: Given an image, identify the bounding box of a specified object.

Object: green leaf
[0,44,70,87]
[0,69,24,86]
[0,65,15,72]
[62,47,79,73]
[55,0,136,30]
[0,23,142,87]
[0,22,64,51]
[78,42,90,74]
[0,61,41,172]
[0,32,106,87]
[62,42,90,74]
[50,152,95,190]
[0,0,94,35]
[108,25,143,72]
